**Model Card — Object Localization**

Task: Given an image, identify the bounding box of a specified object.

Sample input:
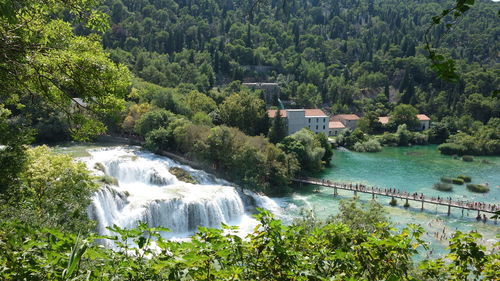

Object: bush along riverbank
[126,109,332,195]
[332,112,499,157]
[438,118,500,156]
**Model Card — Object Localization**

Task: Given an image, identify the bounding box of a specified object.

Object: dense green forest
[1,0,499,280]
[99,0,498,114]
[96,0,499,155]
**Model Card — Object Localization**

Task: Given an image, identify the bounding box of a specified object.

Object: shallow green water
[54,143,499,259]
[284,145,500,259]
[323,145,500,204]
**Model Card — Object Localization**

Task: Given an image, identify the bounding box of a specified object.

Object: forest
[0,0,499,280]
[97,0,499,155]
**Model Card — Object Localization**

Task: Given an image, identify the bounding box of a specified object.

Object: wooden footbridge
[293,178,499,219]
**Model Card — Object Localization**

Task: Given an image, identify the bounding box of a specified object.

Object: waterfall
[85,146,283,240]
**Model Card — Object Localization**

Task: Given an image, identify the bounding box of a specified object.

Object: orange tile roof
[267,109,287,118]
[378,116,390,124]
[416,114,431,121]
[331,114,360,121]
[329,121,346,129]
[304,109,328,117]
[378,114,430,124]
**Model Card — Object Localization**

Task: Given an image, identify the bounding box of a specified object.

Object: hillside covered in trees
[96,0,499,154]
[1,0,499,280]
[101,0,497,112]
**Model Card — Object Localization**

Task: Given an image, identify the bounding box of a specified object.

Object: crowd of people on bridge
[308,178,499,215]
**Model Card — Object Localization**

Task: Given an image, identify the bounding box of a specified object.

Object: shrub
[412,132,428,145]
[169,167,198,184]
[457,175,471,183]
[438,143,466,155]
[145,127,173,152]
[451,178,464,185]
[466,184,489,193]
[462,155,474,162]
[440,177,453,184]
[380,132,399,146]
[94,162,105,172]
[434,182,453,191]
[134,109,175,136]
[353,139,382,152]
[99,175,119,186]
[396,124,412,146]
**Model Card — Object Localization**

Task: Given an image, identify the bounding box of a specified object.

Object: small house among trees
[330,114,360,130]
[378,114,431,131]
[267,109,329,136]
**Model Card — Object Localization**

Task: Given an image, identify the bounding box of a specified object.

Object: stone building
[330,114,360,130]
[378,114,431,131]
[267,109,329,135]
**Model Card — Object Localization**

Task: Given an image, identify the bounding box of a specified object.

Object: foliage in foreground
[0,146,98,233]
[1,205,498,281]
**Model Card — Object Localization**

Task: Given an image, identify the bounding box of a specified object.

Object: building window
[308,119,311,123]
[323,125,325,129]
[316,125,318,130]
[316,118,318,123]
[324,118,326,123]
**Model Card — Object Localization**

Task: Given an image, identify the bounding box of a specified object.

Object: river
[282,145,500,258]
[53,143,499,258]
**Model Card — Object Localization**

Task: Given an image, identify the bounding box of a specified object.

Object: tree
[315,132,333,164]
[463,93,497,123]
[204,126,235,171]
[1,0,131,140]
[134,109,175,136]
[358,112,383,134]
[396,124,412,146]
[184,91,217,115]
[338,128,367,149]
[218,91,267,136]
[1,146,97,232]
[332,198,388,233]
[0,107,34,194]
[293,83,321,108]
[427,122,450,144]
[390,104,419,130]
[278,128,325,173]
[268,110,287,144]
[424,0,483,82]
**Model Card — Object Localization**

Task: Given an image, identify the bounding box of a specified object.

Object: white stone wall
[329,128,344,136]
[344,119,357,130]
[305,117,329,134]
[287,110,307,135]
[419,120,430,131]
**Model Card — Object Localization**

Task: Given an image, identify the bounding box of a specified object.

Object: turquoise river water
[282,145,499,259]
[54,143,499,259]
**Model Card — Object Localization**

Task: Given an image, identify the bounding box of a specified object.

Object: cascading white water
[85,146,282,240]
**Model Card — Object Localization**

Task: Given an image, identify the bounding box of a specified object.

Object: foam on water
[85,146,284,242]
